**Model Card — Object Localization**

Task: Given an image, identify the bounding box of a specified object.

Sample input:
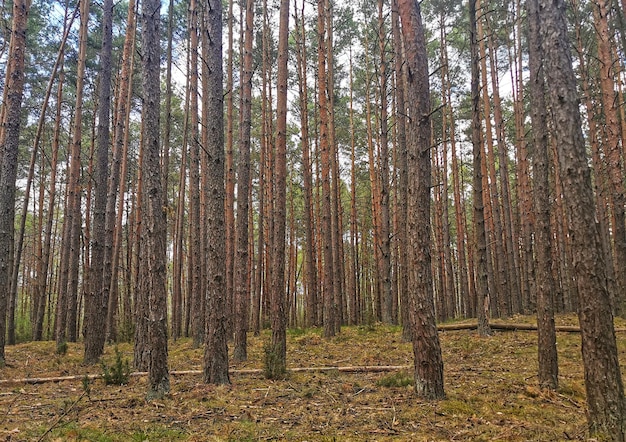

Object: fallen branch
[437,322,626,333]
[0,365,411,386]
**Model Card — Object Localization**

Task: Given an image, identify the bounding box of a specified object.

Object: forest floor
[1,314,624,441]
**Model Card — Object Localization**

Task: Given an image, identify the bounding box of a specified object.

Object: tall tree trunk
[139,0,170,398]
[224,0,236,339]
[378,0,393,324]
[398,0,445,400]
[317,0,335,337]
[202,0,230,385]
[84,0,113,364]
[538,0,626,437]
[233,0,254,362]
[189,0,203,347]
[106,0,137,342]
[57,0,89,349]
[23,4,77,342]
[392,0,410,336]
[0,0,29,362]
[527,0,558,391]
[294,0,318,328]
[592,0,626,314]
[266,0,289,379]
[470,0,491,336]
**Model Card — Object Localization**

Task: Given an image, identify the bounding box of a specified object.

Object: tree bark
[233,0,254,362]
[538,0,626,437]
[140,0,170,398]
[266,0,289,379]
[0,0,29,362]
[84,0,113,364]
[470,0,491,336]
[202,0,230,385]
[398,0,445,400]
[527,0,558,390]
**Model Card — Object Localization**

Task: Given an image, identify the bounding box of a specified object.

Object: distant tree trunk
[34,62,64,341]
[224,0,236,339]
[57,0,89,349]
[0,0,29,363]
[538,0,626,437]
[294,1,318,328]
[317,0,335,338]
[592,0,626,314]
[84,0,113,364]
[22,4,76,342]
[106,0,136,342]
[470,0,491,336]
[265,0,289,379]
[326,6,344,330]
[398,0,445,400]
[233,0,253,362]
[202,0,230,385]
[527,0,558,391]
[140,0,170,399]
[477,11,508,318]
[188,0,203,347]
[347,46,359,327]
[162,0,174,200]
[392,0,410,336]
[378,0,393,324]
[172,75,188,340]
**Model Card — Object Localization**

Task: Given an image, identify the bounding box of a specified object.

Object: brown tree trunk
[0,0,29,362]
[294,0,318,328]
[317,0,335,337]
[266,0,289,379]
[140,0,170,397]
[538,0,626,437]
[188,0,203,348]
[224,0,236,339]
[377,0,393,324]
[57,0,89,349]
[106,0,136,342]
[470,0,491,336]
[398,0,445,400]
[233,0,254,362]
[592,0,626,314]
[84,0,113,364]
[202,0,230,385]
[527,0,558,390]
[392,0,410,335]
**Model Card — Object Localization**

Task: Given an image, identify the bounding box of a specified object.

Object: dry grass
[0,314,624,441]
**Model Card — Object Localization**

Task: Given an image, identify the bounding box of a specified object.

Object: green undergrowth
[1,315,625,441]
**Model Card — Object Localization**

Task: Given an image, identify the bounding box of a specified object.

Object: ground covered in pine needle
[1,315,624,441]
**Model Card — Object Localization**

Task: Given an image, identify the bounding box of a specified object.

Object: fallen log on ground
[0,365,413,386]
[437,322,626,333]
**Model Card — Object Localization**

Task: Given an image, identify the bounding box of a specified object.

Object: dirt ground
[1,316,622,441]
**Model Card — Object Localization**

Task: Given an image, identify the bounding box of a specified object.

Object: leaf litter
[0,314,624,441]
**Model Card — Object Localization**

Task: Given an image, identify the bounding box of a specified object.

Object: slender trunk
[202,0,230,385]
[233,0,254,362]
[398,0,445,399]
[318,0,335,337]
[106,0,137,342]
[266,0,289,379]
[470,0,491,336]
[0,0,29,361]
[527,0,558,390]
[84,0,113,363]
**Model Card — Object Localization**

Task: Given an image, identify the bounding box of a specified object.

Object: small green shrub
[376,371,414,388]
[101,347,131,385]
[56,340,68,355]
